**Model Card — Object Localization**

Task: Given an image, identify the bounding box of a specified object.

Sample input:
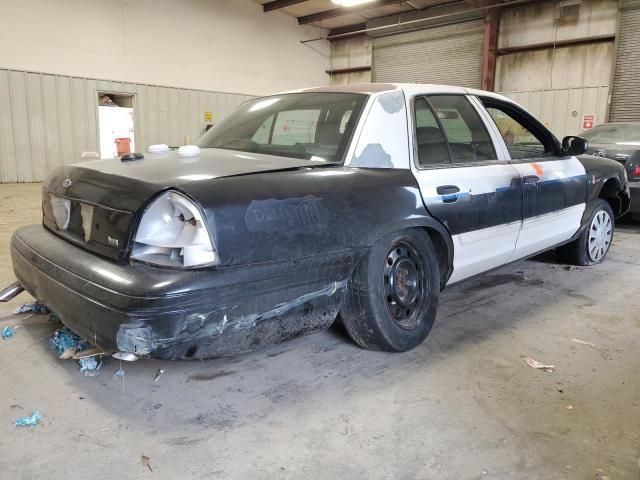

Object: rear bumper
[11,225,358,359]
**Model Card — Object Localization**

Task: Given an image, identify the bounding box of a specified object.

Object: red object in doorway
[115,138,131,156]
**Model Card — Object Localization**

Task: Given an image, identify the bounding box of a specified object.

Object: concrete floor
[1,182,639,480]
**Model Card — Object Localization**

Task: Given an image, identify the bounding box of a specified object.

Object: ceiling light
[332,0,377,7]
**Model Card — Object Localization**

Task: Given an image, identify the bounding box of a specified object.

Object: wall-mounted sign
[204,111,213,123]
[581,113,595,130]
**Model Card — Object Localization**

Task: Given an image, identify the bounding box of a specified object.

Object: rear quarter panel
[178,167,451,268]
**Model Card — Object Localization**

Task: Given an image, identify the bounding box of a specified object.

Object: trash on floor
[58,347,77,360]
[112,351,139,362]
[522,356,555,373]
[153,368,166,382]
[141,455,153,472]
[15,410,43,427]
[73,347,104,359]
[49,327,104,375]
[14,302,49,314]
[2,326,15,339]
[79,356,103,376]
[113,368,126,378]
[48,327,89,354]
[571,338,599,349]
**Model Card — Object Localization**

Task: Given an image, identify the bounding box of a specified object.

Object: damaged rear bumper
[11,225,359,360]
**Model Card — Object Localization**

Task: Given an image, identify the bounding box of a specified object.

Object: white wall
[0,0,330,96]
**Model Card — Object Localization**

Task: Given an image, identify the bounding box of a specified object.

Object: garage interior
[1,0,639,478]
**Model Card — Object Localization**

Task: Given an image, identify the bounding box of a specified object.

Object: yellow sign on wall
[204,111,213,122]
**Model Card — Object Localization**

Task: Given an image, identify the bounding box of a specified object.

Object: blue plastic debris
[48,327,89,354]
[14,302,49,314]
[1,326,14,339]
[48,327,104,374]
[15,410,43,427]
[113,368,126,378]
[79,356,103,376]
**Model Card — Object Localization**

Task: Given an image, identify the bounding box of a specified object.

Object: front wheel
[556,199,614,266]
[340,229,440,352]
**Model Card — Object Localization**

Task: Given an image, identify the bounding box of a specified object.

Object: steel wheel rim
[587,209,612,262]
[383,240,427,328]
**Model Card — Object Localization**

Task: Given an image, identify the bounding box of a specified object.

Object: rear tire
[341,229,440,352]
[556,199,614,266]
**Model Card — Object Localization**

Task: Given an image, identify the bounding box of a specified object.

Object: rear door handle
[522,175,539,185]
[436,185,460,195]
[437,185,461,204]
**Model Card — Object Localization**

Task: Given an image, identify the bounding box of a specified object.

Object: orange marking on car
[531,162,544,177]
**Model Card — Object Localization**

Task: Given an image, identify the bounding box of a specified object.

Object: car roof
[285,82,514,103]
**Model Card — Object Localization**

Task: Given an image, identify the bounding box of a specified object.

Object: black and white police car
[4,83,630,360]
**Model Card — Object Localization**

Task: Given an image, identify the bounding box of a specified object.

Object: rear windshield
[197,92,368,163]
[582,123,640,145]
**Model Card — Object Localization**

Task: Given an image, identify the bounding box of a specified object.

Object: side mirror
[561,136,588,156]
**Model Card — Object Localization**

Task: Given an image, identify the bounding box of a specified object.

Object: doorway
[97,92,136,159]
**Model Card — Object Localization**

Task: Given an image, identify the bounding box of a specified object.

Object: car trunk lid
[42,149,325,260]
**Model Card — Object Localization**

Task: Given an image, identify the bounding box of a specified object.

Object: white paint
[148,144,170,154]
[447,222,522,284]
[510,203,586,261]
[178,145,201,158]
[0,0,329,96]
[348,91,410,169]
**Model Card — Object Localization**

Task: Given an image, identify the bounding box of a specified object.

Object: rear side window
[414,95,497,167]
[415,98,450,166]
[428,95,497,163]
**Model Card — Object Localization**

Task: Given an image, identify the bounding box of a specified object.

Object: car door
[479,97,588,261]
[410,94,523,284]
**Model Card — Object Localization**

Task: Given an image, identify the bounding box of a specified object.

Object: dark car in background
[583,122,640,221]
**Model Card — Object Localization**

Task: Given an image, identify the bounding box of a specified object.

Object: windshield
[197,92,368,163]
[582,123,640,145]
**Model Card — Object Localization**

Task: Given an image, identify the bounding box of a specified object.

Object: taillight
[633,166,640,178]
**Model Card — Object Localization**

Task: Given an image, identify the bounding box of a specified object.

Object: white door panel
[509,204,585,261]
[447,221,521,284]
[510,157,587,258]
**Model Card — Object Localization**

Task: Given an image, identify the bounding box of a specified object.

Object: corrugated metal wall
[499,86,610,139]
[0,68,255,183]
[609,0,640,122]
[372,20,484,88]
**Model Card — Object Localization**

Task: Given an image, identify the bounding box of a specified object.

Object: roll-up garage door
[372,20,484,88]
[609,0,640,122]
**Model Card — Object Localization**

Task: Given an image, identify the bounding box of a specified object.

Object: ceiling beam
[263,0,309,13]
[329,22,368,36]
[464,0,502,7]
[298,0,407,25]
